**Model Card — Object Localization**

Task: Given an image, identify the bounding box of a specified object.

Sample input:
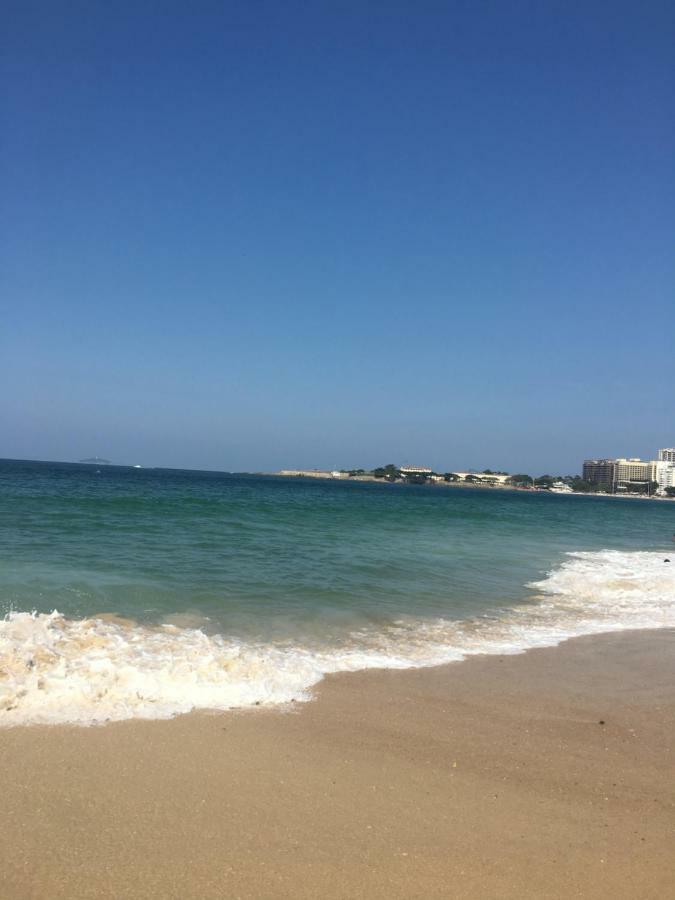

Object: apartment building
[613,458,654,484]
[654,460,675,493]
[582,459,615,486]
[583,450,675,494]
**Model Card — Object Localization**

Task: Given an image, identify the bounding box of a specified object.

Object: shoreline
[2,628,674,898]
[269,472,675,501]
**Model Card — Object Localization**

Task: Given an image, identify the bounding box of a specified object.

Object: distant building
[399,466,433,475]
[451,472,511,485]
[583,452,675,494]
[582,459,615,486]
[653,460,675,494]
[613,458,653,486]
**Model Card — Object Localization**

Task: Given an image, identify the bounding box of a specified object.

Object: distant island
[79,457,112,465]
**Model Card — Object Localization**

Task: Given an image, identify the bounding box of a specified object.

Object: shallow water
[1,460,674,724]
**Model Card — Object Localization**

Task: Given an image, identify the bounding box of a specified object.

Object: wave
[1,550,674,726]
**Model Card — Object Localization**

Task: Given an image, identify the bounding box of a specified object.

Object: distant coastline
[273,468,675,501]
[2,457,672,501]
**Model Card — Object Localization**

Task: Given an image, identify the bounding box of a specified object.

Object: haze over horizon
[3,2,673,473]
[5,443,675,480]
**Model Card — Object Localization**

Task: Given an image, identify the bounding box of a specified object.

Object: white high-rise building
[653,460,675,494]
[658,448,675,463]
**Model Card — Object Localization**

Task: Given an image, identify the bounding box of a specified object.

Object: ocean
[1,459,674,726]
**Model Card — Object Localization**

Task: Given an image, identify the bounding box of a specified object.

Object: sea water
[1,459,673,725]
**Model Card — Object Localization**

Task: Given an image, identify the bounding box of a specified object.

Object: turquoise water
[1,459,674,725]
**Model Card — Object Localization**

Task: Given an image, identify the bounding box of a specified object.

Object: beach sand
[1,629,673,899]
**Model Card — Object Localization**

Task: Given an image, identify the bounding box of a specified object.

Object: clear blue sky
[2,1,673,474]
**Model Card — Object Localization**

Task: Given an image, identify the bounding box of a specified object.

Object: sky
[2,1,674,475]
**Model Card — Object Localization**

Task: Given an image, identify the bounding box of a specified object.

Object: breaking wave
[1,550,674,726]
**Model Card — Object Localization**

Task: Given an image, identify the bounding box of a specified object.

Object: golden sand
[1,629,673,899]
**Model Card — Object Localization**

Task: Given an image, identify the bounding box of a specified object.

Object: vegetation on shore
[341,466,668,496]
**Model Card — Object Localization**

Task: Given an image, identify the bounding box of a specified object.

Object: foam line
[1,550,673,726]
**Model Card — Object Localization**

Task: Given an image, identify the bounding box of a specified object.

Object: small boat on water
[549,481,573,493]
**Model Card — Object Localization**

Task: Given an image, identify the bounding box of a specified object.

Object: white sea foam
[1,550,674,726]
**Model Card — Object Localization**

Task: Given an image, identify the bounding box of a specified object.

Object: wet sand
[1,629,674,899]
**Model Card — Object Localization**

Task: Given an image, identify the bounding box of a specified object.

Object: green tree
[623,480,659,495]
[404,473,429,484]
[508,474,533,486]
[373,464,400,480]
